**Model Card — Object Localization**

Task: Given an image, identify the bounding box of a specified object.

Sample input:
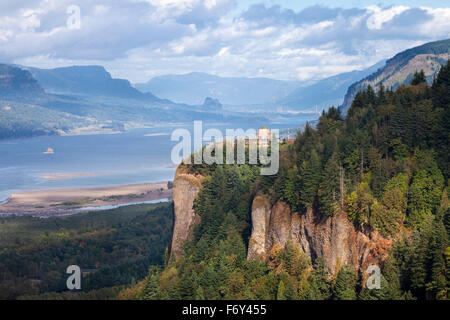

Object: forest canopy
[129,61,450,301]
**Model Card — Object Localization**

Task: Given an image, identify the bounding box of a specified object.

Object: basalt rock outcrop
[247,195,391,275]
[170,170,391,275]
[169,168,204,260]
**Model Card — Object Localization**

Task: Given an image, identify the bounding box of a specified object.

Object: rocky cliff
[0,64,44,96]
[247,195,391,276]
[169,167,204,260]
[170,170,391,275]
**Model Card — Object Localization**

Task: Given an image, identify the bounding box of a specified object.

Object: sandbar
[0,182,172,217]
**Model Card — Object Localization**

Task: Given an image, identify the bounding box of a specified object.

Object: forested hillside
[341,39,450,114]
[128,61,450,300]
[0,203,173,300]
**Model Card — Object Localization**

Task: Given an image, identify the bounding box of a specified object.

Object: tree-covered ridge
[130,62,449,300]
[0,203,173,300]
[341,39,450,114]
[267,61,449,231]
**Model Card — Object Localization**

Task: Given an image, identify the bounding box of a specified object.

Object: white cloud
[366,5,409,30]
[420,7,450,38]
[1,1,449,83]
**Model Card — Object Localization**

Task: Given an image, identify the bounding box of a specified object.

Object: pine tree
[432,60,450,108]
[426,216,448,299]
[298,150,322,210]
[381,254,405,300]
[284,168,300,211]
[366,85,376,105]
[367,148,386,198]
[307,258,332,300]
[141,267,161,300]
[195,286,205,300]
[407,157,444,227]
[276,280,287,300]
[318,152,341,216]
[431,61,450,179]
[377,82,387,105]
[411,70,426,85]
[408,215,433,298]
[333,265,358,300]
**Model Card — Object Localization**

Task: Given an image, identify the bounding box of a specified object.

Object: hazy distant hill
[135,72,302,105]
[136,63,388,112]
[0,64,45,97]
[0,64,268,140]
[0,65,83,138]
[276,60,385,111]
[341,38,450,114]
[26,65,161,102]
[201,97,223,111]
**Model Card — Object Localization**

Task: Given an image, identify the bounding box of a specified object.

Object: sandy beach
[0,182,172,217]
[41,172,113,180]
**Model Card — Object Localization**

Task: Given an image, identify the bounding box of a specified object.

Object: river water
[0,119,311,201]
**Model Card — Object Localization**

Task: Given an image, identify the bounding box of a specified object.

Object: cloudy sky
[1,0,449,83]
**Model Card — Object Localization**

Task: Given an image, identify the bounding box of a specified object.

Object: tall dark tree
[411,70,426,85]
[333,265,358,300]
[432,60,450,108]
[307,258,332,300]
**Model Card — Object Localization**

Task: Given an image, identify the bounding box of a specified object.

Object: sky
[1,0,449,83]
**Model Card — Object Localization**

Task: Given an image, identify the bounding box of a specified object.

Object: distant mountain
[202,97,223,111]
[276,60,385,111]
[136,64,389,111]
[0,64,45,97]
[0,64,270,140]
[135,72,302,105]
[341,38,450,114]
[26,65,161,102]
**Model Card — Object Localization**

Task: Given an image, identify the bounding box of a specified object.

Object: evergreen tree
[194,286,205,300]
[377,82,387,105]
[318,152,341,216]
[283,168,301,211]
[367,148,386,199]
[276,280,287,300]
[426,216,448,299]
[333,265,358,300]
[298,149,322,210]
[137,60,450,301]
[307,258,332,300]
[432,60,450,108]
[411,70,426,85]
[366,85,376,104]
[141,267,161,300]
[407,156,444,227]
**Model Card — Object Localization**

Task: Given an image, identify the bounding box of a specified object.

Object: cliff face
[0,64,44,95]
[248,196,391,276]
[170,170,391,274]
[247,195,272,260]
[170,168,204,260]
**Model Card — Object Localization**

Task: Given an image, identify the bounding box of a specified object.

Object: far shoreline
[0,181,173,218]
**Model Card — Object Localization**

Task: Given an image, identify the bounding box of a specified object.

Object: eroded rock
[248,197,391,275]
[170,168,203,260]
